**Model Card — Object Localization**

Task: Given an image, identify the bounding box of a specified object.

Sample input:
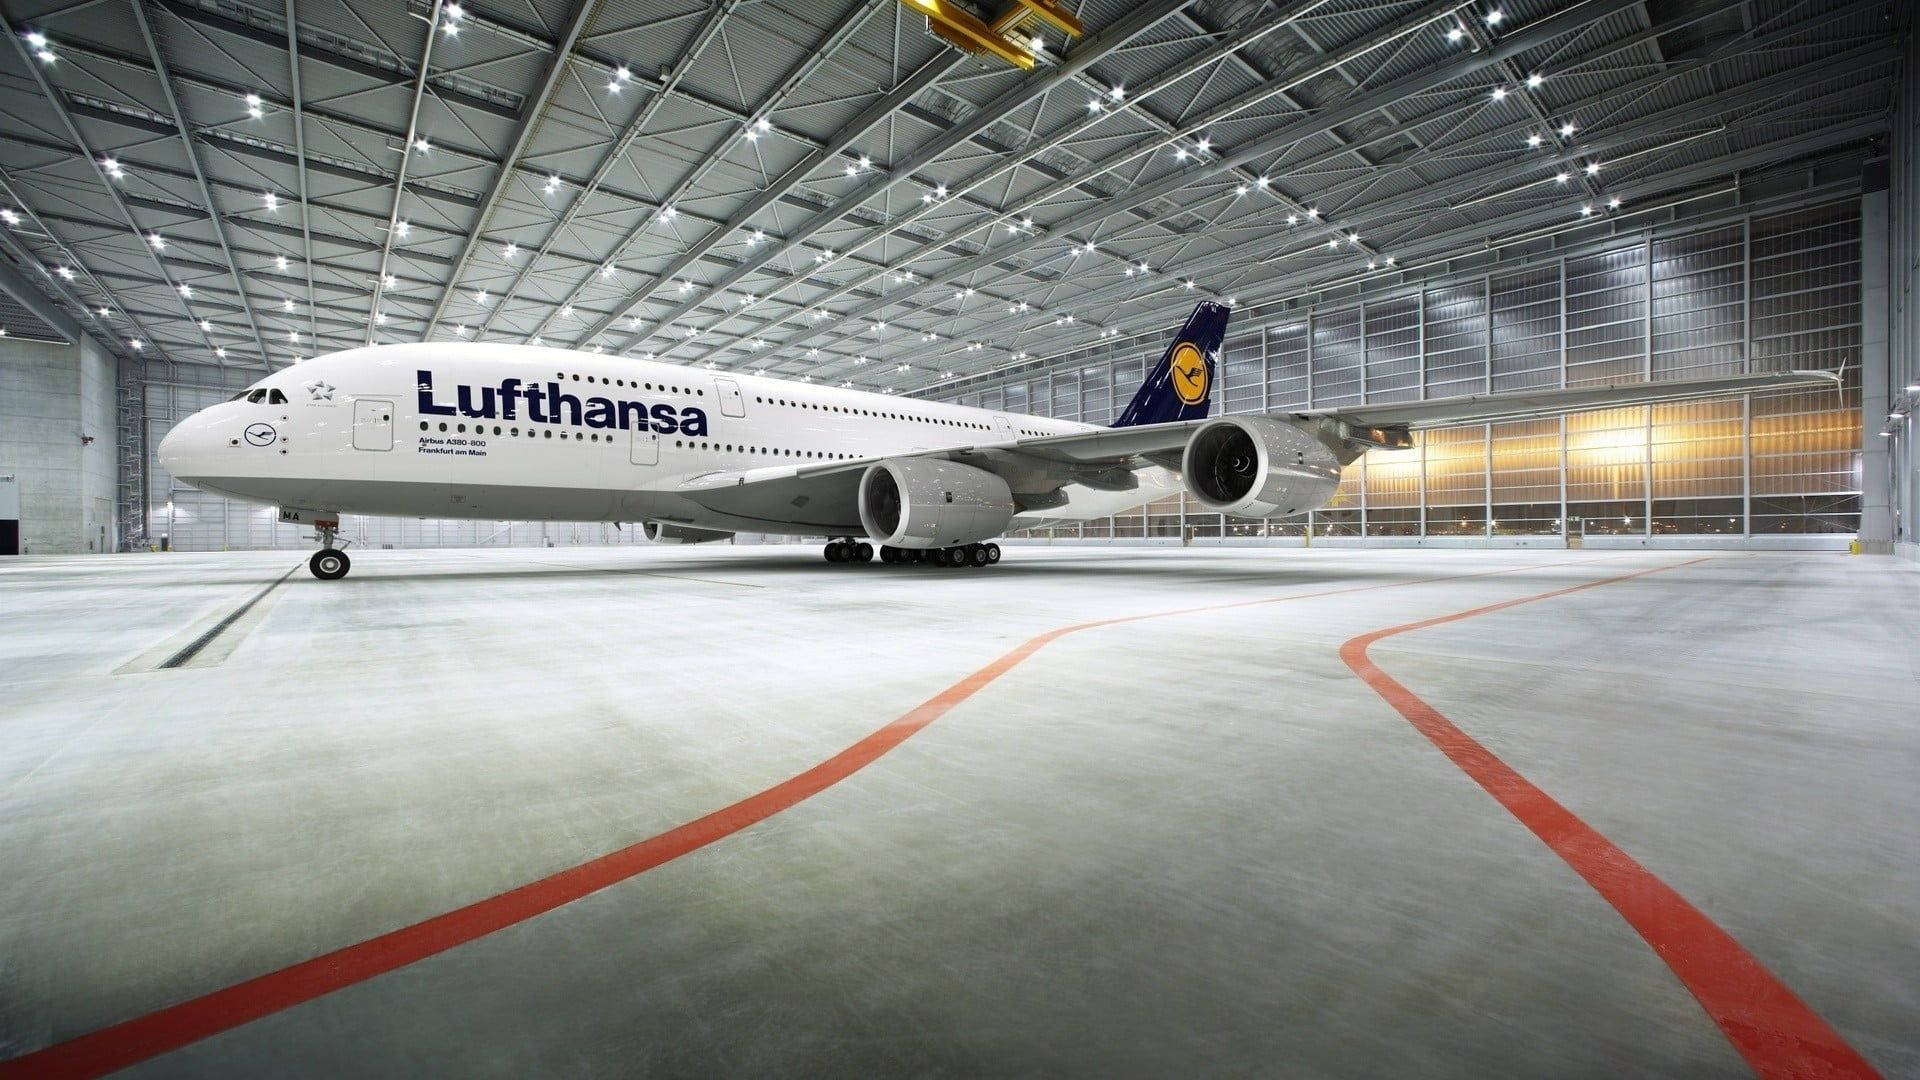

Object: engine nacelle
[858,457,1015,549]
[1181,415,1341,518]
[643,521,734,544]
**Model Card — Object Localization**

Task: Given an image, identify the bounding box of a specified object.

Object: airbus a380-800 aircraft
[158,301,1836,579]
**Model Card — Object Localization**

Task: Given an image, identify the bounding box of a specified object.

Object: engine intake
[643,522,734,544]
[859,457,1014,549]
[1181,415,1340,518]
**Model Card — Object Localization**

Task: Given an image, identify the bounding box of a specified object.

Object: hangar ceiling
[0,0,1897,394]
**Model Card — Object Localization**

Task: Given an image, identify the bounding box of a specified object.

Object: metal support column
[1860,186,1893,549]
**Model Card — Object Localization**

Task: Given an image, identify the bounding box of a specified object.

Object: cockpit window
[267,389,288,404]
[230,390,249,402]
[246,389,268,403]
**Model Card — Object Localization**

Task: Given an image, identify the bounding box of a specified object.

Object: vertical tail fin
[1111,301,1230,428]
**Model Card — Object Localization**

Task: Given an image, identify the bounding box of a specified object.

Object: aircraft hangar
[1,0,1917,1074]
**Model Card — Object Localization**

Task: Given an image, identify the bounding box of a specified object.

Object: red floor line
[1339,558,1881,1080]
[2,558,1593,1079]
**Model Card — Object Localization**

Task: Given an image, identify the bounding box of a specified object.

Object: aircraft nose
[156,423,184,476]
[157,410,210,482]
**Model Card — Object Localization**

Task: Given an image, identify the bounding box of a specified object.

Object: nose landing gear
[307,520,351,580]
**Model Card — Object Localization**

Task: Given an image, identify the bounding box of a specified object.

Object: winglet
[1111,301,1230,428]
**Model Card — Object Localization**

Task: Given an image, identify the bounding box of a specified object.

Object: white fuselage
[158,342,1180,537]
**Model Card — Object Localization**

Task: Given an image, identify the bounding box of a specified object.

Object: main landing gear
[825,538,1001,568]
[308,522,351,580]
[823,538,874,563]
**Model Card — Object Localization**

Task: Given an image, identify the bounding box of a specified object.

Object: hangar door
[352,399,393,450]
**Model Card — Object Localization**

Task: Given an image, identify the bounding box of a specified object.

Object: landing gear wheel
[854,542,874,563]
[879,546,896,564]
[945,546,969,567]
[824,541,845,563]
[966,543,991,567]
[983,542,1001,564]
[906,549,925,564]
[309,549,350,580]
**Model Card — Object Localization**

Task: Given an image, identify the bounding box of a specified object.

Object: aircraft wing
[1295,369,1840,431]
[672,369,1839,526]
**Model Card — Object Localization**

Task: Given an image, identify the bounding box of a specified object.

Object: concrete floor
[1,546,1914,1078]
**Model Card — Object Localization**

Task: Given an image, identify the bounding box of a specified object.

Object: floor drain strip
[158,564,302,670]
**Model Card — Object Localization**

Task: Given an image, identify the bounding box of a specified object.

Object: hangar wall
[0,333,118,554]
[943,198,1865,548]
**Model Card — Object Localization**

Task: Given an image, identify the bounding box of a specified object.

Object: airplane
[157,301,1838,579]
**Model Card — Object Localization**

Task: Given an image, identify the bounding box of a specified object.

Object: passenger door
[991,413,1015,439]
[352,399,393,451]
[631,424,659,466]
[715,377,746,418]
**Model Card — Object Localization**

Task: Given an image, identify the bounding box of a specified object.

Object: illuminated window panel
[1566,406,1647,505]
[1363,442,1422,508]
[1026,378,1050,417]
[1224,331,1264,414]
[1186,492,1224,538]
[1422,424,1486,501]
[1751,388,1860,496]
[1146,508,1183,537]
[1652,224,1745,379]
[1366,508,1421,536]
[1053,373,1080,421]
[1310,307,1362,406]
[1422,283,1486,398]
[1316,465,1363,536]
[1650,399,1743,500]
[1565,245,1648,387]
[1363,296,1420,402]
[1265,322,1309,407]
[1490,418,1560,503]
[1490,267,1560,392]
[1653,498,1745,535]
[1081,365,1111,424]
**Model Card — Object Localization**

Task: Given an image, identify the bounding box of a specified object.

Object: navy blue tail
[1111,301,1230,428]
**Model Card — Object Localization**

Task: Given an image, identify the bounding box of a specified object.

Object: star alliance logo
[306,380,335,401]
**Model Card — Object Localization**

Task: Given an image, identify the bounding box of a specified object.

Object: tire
[984,542,1001,564]
[309,548,350,580]
[825,542,844,563]
[967,543,990,567]
[946,546,969,567]
[854,542,873,563]
[879,546,896,564]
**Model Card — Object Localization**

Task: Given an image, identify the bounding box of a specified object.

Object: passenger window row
[554,371,703,397]
[419,420,610,442]
[751,394,989,431]
[672,439,854,460]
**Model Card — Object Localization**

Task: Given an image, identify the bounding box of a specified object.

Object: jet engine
[1181,415,1341,518]
[643,521,734,544]
[858,457,1015,549]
